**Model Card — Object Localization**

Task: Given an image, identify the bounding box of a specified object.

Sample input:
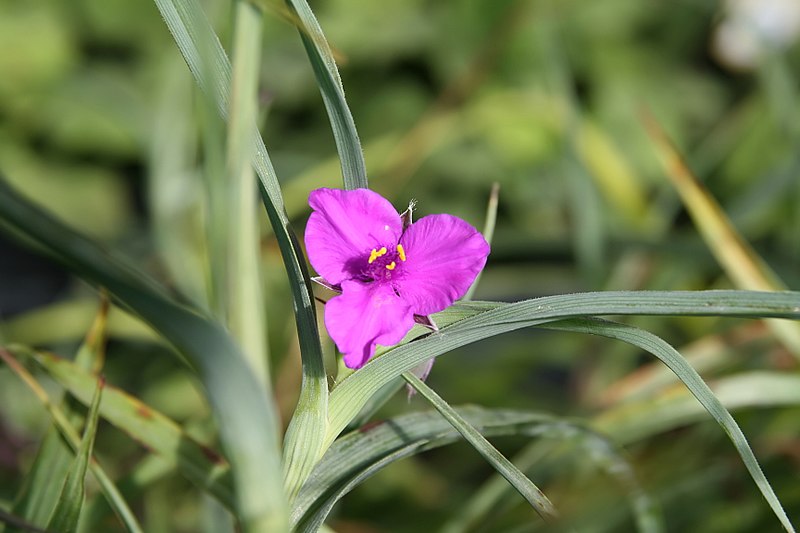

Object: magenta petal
[305,188,403,285]
[397,214,490,316]
[325,280,415,368]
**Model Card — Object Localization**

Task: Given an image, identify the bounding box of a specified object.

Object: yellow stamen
[368,246,388,264]
[396,244,406,261]
[386,261,396,271]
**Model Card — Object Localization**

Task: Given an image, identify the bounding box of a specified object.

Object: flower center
[365,244,407,280]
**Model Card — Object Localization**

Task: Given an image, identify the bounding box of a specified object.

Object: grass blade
[292,408,626,531]
[402,372,558,523]
[319,292,798,530]
[326,290,800,446]
[46,377,104,532]
[225,0,270,384]
[12,345,235,509]
[0,175,285,531]
[541,318,795,532]
[0,348,141,533]
[152,0,329,503]
[464,182,499,301]
[11,298,109,525]
[283,0,368,189]
[10,424,72,528]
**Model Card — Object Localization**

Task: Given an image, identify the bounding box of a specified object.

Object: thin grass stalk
[151,0,328,515]
[403,372,559,523]
[226,0,270,384]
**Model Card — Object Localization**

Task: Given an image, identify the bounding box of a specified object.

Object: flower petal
[397,214,490,315]
[324,280,415,368]
[305,188,403,285]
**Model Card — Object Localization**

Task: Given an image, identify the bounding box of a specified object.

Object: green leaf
[284,0,368,190]
[403,372,558,523]
[11,425,72,527]
[0,175,285,531]
[0,347,141,533]
[292,407,624,531]
[326,290,800,446]
[224,0,270,384]
[13,346,235,510]
[12,299,109,526]
[46,377,104,532]
[319,291,798,531]
[151,0,328,505]
[541,318,795,533]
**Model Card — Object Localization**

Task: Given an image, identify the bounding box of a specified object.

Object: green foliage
[1,0,799,531]
[46,378,104,532]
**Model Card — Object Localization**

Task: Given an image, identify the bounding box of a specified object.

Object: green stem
[226,0,270,384]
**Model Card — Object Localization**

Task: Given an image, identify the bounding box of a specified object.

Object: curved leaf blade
[403,372,558,523]
[0,175,285,531]
[327,290,800,445]
[292,408,578,531]
[293,407,654,532]
[151,0,329,503]
[542,318,795,533]
[283,0,368,190]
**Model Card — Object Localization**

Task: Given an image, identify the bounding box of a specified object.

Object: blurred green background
[1,0,799,531]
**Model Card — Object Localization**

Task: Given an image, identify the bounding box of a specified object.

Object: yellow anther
[396,244,406,261]
[368,247,388,264]
[386,261,396,271]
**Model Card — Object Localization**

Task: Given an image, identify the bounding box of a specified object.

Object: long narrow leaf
[0,348,142,533]
[403,372,558,523]
[0,175,285,531]
[11,425,72,527]
[225,0,270,383]
[292,408,624,531]
[152,0,329,502]
[46,378,104,532]
[283,0,368,189]
[541,318,795,532]
[12,345,235,509]
[12,299,109,525]
[326,290,800,445]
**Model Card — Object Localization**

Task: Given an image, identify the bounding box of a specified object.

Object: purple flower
[304,188,490,369]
